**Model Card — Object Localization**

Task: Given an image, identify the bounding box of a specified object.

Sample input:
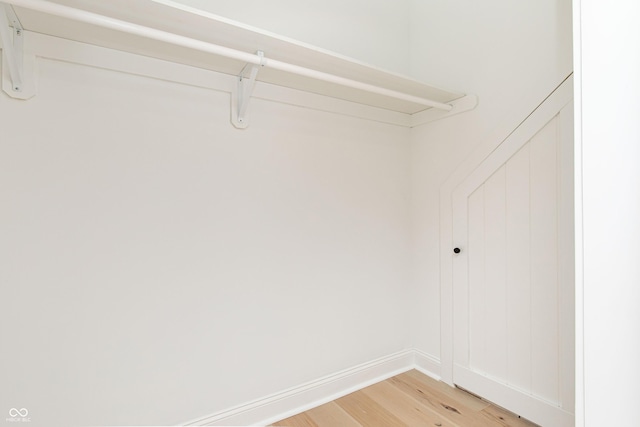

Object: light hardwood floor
[272,370,539,427]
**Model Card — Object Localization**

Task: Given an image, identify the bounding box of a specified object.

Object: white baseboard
[183,349,441,426]
[413,349,443,381]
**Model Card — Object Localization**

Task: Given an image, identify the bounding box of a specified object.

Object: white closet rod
[4,0,455,111]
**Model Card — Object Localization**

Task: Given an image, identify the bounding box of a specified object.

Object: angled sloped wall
[407,0,574,370]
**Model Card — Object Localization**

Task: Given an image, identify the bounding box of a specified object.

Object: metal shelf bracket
[231,50,264,129]
[0,2,35,99]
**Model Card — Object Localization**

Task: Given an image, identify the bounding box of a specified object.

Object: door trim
[451,101,574,425]
[438,75,574,387]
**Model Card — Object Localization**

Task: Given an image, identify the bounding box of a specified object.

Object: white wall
[168,0,412,75]
[575,0,640,425]
[0,53,412,426]
[407,0,573,361]
[0,1,582,425]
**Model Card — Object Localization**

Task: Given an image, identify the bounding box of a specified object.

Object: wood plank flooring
[272,370,538,427]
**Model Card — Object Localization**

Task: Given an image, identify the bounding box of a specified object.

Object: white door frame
[450,98,574,427]
[438,75,574,386]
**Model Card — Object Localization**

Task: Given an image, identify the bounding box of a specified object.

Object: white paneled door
[452,80,574,427]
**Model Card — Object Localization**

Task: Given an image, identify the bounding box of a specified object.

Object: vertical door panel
[481,166,508,381]
[529,116,560,403]
[468,187,486,372]
[505,144,532,393]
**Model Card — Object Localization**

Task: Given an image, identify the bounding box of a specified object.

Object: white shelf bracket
[0,2,35,99]
[231,50,264,129]
[0,2,23,91]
